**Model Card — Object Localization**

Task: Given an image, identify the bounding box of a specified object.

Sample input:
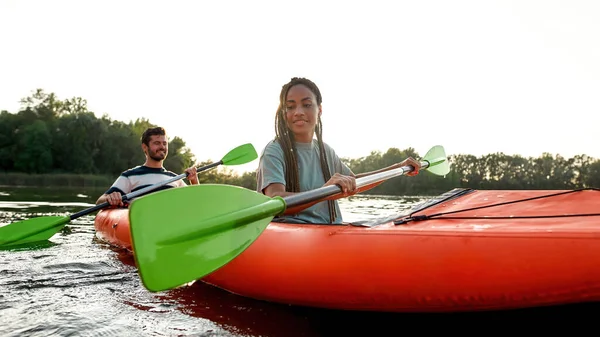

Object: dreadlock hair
[274,77,337,223]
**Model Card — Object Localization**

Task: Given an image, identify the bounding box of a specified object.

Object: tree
[164,136,195,174]
[583,161,600,188]
[13,120,53,173]
[0,111,18,171]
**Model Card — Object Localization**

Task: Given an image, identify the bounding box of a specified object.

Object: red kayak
[94,187,600,312]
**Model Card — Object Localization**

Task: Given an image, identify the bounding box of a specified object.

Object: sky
[1,0,599,175]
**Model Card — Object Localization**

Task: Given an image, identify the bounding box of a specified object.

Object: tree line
[1,89,598,195]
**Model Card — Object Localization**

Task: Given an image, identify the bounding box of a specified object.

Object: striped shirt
[105,165,186,201]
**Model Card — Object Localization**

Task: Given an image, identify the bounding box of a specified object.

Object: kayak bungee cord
[394,187,600,225]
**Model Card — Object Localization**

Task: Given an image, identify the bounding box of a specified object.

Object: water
[0,186,597,336]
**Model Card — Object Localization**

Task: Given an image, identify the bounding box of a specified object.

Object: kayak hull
[94,188,600,312]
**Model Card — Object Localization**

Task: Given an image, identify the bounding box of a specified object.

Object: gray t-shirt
[256,139,353,224]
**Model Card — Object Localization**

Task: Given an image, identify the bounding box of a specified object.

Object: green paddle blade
[0,143,258,250]
[0,216,69,247]
[422,145,450,176]
[221,143,258,165]
[129,184,286,292]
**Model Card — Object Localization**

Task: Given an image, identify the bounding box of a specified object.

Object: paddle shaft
[69,160,223,220]
[283,159,434,212]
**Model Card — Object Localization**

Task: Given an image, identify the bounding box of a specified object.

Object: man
[96,126,199,207]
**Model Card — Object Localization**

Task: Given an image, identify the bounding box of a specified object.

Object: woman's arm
[263,172,359,198]
[262,183,296,198]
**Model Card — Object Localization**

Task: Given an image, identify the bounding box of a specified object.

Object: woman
[256,77,421,224]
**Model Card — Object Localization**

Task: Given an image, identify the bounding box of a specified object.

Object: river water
[0,186,596,336]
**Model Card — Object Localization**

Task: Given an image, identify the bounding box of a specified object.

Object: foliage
[0,89,192,177]
[1,89,598,195]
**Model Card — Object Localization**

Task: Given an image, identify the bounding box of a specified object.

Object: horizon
[1,0,598,175]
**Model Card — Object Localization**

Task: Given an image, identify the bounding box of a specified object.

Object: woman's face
[284,84,321,143]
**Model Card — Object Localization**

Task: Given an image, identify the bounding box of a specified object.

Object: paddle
[283,145,449,215]
[128,145,449,292]
[0,143,258,248]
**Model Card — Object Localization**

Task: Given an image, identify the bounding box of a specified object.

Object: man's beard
[149,150,166,162]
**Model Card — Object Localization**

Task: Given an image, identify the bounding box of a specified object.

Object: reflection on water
[339,194,423,222]
[0,186,598,336]
[0,186,103,227]
[0,186,106,203]
[0,201,93,210]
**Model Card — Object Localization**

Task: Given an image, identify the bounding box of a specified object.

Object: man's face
[144,135,168,161]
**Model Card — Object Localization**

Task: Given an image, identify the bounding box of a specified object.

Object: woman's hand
[324,173,357,194]
[398,157,421,176]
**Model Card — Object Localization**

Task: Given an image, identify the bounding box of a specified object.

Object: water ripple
[2,194,598,336]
